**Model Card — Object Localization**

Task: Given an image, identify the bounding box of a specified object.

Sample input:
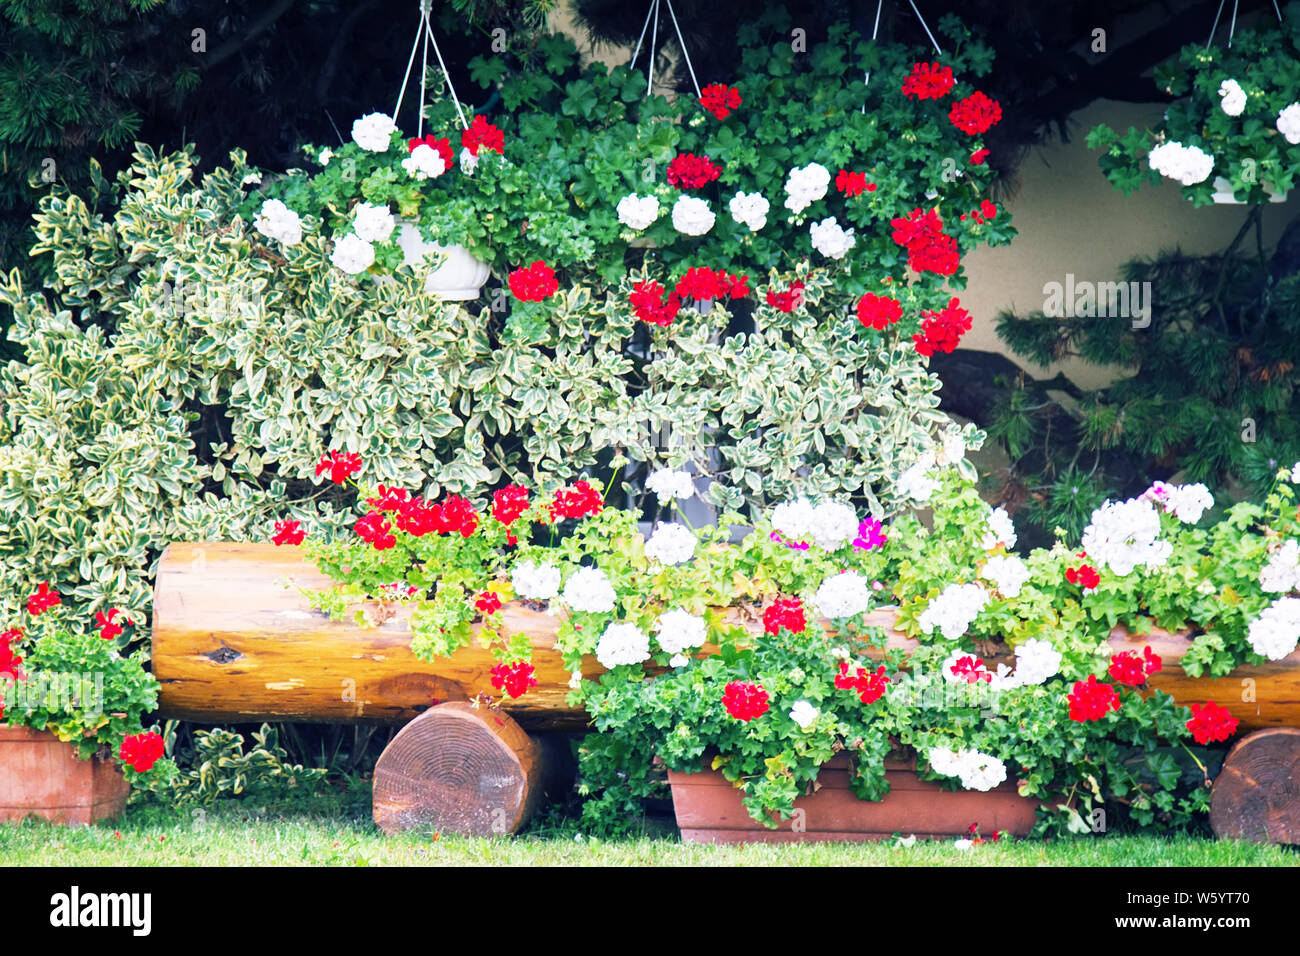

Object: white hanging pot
[395,221,492,300]
[1208,176,1288,204]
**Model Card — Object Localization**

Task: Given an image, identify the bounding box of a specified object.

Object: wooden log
[152,542,1300,731]
[372,701,543,835]
[1209,728,1300,844]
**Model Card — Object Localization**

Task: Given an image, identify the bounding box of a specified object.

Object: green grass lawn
[1,796,1295,866]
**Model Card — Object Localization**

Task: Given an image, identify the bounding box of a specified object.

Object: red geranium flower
[835,661,891,704]
[119,732,165,773]
[508,260,558,302]
[475,591,503,615]
[407,134,454,169]
[492,485,530,527]
[548,480,604,521]
[0,628,24,683]
[835,169,868,197]
[630,280,682,327]
[765,280,806,313]
[890,208,960,276]
[665,153,721,190]
[856,292,903,331]
[699,83,742,119]
[971,148,990,165]
[461,114,505,156]
[762,597,806,636]
[430,495,480,537]
[1186,701,1239,745]
[95,608,124,641]
[674,266,748,302]
[979,199,998,220]
[1108,646,1162,686]
[948,654,993,684]
[912,297,972,357]
[272,520,306,546]
[949,91,1003,135]
[355,511,396,550]
[316,450,362,485]
[1067,674,1121,722]
[1065,564,1100,590]
[722,681,769,721]
[26,583,60,617]
[491,661,538,699]
[901,61,955,100]
[365,485,412,513]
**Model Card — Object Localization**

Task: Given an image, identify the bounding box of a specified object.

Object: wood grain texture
[0,727,130,826]
[372,702,542,836]
[1209,727,1300,844]
[152,542,1300,731]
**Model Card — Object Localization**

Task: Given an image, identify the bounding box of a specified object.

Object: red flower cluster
[835,662,891,704]
[890,207,959,276]
[912,297,973,357]
[1108,646,1162,686]
[549,480,604,521]
[630,280,682,327]
[722,681,770,721]
[419,495,480,538]
[272,519,306,546]
[673,267,749,302]
[407,134,454,168]
[316,450,362,485]
[0,628,23,684]
[366,485,411,512]
[666,153,721,190]
[119,732,165,773]
[508,260,558,302]
[461,114,505,156]
[492,485,530,528]
[949,91,1003,135]
[901,61,955,100]
[1065,564,1100,590]
[948,654,993,685]
[961,200,999,224]
[95,608,124,641]
[475,590,503,615]
[27,582,60,617]
[1186,701,1239,745]
[762,597,806,636]
[699,83,742,119]
[1067,674,1121,722]
[355,511,396,550]
[835,169,870,197]
[970,148,990,165]
[856,292,903,331]
[491,661,538,699]
[765,280,806,313]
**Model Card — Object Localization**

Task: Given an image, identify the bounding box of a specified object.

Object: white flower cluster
[809,216,856,259]
[789,700,819,730]
[1278,103,1300,145]
[253,199,303,246]
[929,747,1008,792]
[1247,597,1300,660]
[980,554,1031,598]
[330,234,375,275]
[644,522,697,566]
[645,467,694,502]
[459,147,479,174]
[1012,638,1062,686]
[783,162,830,214]
[671,196,715,236]
[771,498,858,550]
[318,148,334,166]
[512,561,562,600]
[897,456,940,503]
[918,583,990,641]
[813,571,872,619]
[728,191,769,231]
[616,194,661,230]
[1219,78,1247,116]
[1147,140,1214,186]
[595,622,650,668]
[351,112,396,152]
[1080,497,1171,576]
[654,608,707,655]
[1260,540,1300,594]
[981,506,1018,550]
[561,566,617,613]
[352,202,396,243]
[402,143,448,180]
[937,429,967,467]
[1144,481,1213,524]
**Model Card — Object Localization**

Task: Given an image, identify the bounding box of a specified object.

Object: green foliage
[159,723,328,807]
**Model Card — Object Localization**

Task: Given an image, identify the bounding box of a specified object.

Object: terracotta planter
[668,753,1041,844]
[0,726,130,826]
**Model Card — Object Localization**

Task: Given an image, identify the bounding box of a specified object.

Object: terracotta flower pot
[0,726,130,826]
[667,753,1042,844]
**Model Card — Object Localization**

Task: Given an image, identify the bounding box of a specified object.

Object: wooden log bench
[152,542,1300,842]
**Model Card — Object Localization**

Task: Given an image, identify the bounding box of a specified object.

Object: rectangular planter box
[668,754,1041,844]
[0,726,130,826]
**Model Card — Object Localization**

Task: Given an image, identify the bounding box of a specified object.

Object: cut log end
[372,702,543,837]
[1210,727,1300,845]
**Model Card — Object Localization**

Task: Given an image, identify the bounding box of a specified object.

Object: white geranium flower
[814,571,872,619]
[616,194,661,231]
[1147,140,1214,186]
[459,147,479,175]
[938,430,967,466]
[918,584,990,641]
[253,199,303,246]
[789,700,819,730]
[654,608,707,655]
[809,216,856,259]
[808,501,859,551]
[512,561,561,600]
[568,670,584,689]
[671,195,715,236]
[1219,78,1247,116]
[1145,481,1213,524]
[1292,461,1300,483]
[645,467,694,502]
[318,148,334,165]
[1277,103,1300,145]
[771,498,817,539]
[401,143,448,180]
[352,112,396,152]
[644,522,697,566]
[981,506,1018,550]
[898,455,940,503]
[1247,597,1300,660]
[562,566,617,613]
[1081,497,1169,576]
[980,554,1031,598]
[728,190,770,231]
[928,746,1006,791]
[783,162,831,214]
[1012,638,1062,686]
[330,234,375,275]
[241,171,262,186]
[669,653,689,668]
[1259,541,1300,594]
[352,202,395,243]
[595,622,650,669]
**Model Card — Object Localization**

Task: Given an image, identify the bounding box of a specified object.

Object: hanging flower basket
[395,222,492,300]
[1208,176,1289,205]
